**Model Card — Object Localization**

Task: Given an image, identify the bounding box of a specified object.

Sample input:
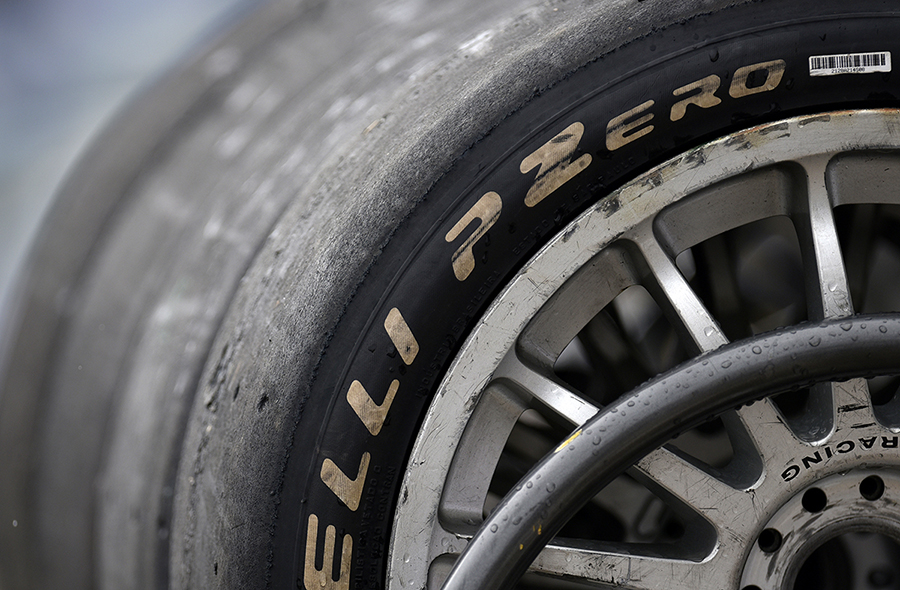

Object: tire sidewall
[183,1,900,588]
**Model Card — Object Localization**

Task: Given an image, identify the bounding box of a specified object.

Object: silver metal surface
[443,315,900,589]
[387,110,900,589]
[741,470,900,589]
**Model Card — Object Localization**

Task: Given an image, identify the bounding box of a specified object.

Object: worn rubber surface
[176,2,900,589]
[1,0,899,589]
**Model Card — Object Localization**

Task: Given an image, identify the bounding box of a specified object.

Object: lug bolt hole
[860,475,885,501]
[757,528,783,553]
[802,487,827,513]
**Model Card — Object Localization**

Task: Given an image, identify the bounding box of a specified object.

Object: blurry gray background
[0,0,257,327]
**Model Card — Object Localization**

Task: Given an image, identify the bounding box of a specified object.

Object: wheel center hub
[741,470,900,590]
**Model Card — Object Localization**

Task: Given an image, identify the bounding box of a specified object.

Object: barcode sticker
[809,51,891,76]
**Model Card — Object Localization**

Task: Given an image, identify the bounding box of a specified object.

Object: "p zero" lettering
[729,59,786,98]
[670,75,722,121]
[520,122,592,207]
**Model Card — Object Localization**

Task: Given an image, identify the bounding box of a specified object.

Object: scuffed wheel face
[391,110,900,590]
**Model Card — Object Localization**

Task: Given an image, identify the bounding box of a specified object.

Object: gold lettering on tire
[347,379,399,435]
[320,452,371,511]
[729,59,786,98]
[445,192,502,281]
[670,75,722,121]
[520,122,592,207]
[384,307,419,365]
[606,100,655,151]
[304,514,352,590]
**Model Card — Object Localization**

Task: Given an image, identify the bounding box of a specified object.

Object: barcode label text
[809,52,891,76]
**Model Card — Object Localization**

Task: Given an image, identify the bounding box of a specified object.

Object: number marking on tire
[305,514,352,590]
[445,192,503,281]
[321,452,371,511]
[347,379,399,436]
[384,308,419,365]
[520,122,592,207]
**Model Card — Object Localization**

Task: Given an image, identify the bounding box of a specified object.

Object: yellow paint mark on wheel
[320,452,370,511]
[384,308,419,365]
[520,122,592,207]
[445,192,502,281]
[554,429,582,453]
[304,514,352,590]
[347,379,399,436]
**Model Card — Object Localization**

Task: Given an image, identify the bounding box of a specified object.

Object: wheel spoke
[632,447,753,534]
[630,224,729,355]
[441,383,527,531]
[789,156,871,440]
[733,399,805,464]
[531,544,715,590]
[793,155,854,320]
[833,378,877,432]
[494,350,599,426]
